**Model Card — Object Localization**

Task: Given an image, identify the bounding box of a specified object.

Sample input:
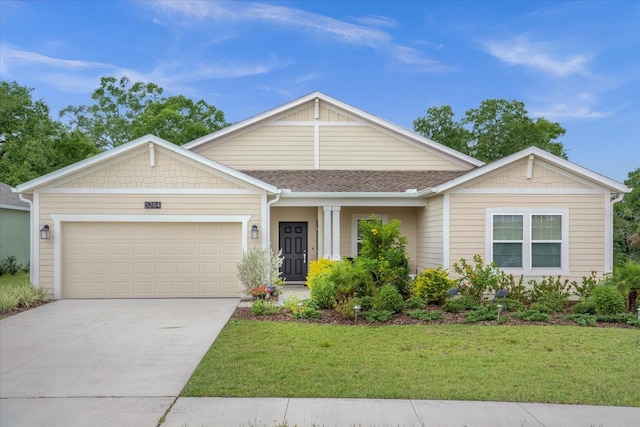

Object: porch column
[323,206,332,259]
[331,206,341,260]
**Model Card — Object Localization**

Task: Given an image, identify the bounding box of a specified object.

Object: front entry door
[279,222,308,282]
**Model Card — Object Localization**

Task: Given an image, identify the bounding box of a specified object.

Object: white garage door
[62,222,242,298]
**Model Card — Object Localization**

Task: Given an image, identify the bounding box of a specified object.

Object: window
[351,214,388,257]
[487,209,568,274]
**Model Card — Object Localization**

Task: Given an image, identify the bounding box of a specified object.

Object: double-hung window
[487,209,568,275]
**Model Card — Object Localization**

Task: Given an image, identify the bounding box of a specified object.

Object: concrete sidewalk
[162,397,640,427]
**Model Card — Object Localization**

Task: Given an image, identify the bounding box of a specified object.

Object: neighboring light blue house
[0,182,31,266]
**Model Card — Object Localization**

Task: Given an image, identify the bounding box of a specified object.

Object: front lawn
[182,319,640,406]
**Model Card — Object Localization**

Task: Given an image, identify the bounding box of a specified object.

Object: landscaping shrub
[293,305,322,320]
[335,297,357,319]
[310,274,337,309]
[590,285,625,315]
[364,310,393,323]
[489,298,524,312]
[237,248,284,294]
[572,301,597,315]
[567,314,597,327]
[406,309,443,321]
[0,256,23,276]
[462,306,498,323]
[372,284,404,314]
[513,310,549,322]
[409,267,457,305]
[357,215,410,295]
[452,254,504,299]
[306,258,338,291]
[534,293,568,313]
[354,296,374,311]
[326,259,373,301]
[614,259,640,312]
[404,296,427,310]
[528,275,572,303]
[500,274,529,304]
[529,302,554,314]
[595,313,635,324]
[442,299,464,313]
[251,299,281,316]
[571,271,600,300]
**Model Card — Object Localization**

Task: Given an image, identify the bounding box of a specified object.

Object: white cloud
[145,1,447,72]
[531,92,618,120]
[481,35,590,77]
[351,15,399,29]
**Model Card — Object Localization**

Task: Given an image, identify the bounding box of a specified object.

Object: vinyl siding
[37,193,262,294]
[194,126,315,169]
[319,126,467,171]
[447,193,605,281]
[416,195,443,270]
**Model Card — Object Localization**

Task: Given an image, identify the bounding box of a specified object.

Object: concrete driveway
[0,298,238,427]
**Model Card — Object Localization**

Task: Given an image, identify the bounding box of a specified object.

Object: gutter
[17,192,36,286]
[265,190,282,248]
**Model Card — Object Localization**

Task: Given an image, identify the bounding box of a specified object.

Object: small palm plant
[615,259,640,312]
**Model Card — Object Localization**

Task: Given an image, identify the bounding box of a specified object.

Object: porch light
[40,225,50,240]
[251,225,259,240]
[497,304,503,322]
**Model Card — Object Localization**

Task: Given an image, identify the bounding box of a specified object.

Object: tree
[614,168,640,263]
[0,81,99,186]
[414,99,567,162]
[61,76,228,149]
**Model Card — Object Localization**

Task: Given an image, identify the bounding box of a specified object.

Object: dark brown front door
[279,222,308,282]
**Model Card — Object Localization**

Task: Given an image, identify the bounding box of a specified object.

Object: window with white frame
[351,214,388,257]
[487,209,568,274]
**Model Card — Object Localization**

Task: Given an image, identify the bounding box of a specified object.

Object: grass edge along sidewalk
[182,319,640,407]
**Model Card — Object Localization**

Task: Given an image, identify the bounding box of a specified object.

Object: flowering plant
[452,254,505,300]
[249,285,278,299]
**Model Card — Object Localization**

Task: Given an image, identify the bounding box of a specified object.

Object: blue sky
[1,0,638,183]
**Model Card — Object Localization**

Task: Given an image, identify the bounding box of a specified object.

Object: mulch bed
[232,305,636,328]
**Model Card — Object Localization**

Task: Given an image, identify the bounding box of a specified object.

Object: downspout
[18,193,35,286]
[265,191,282,249]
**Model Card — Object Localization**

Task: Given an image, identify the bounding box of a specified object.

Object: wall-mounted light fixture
[251,225,259,240]
[40,225,50,240]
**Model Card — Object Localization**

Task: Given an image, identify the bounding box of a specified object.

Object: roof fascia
[433,146,630,194]
[280,191,420,199]
[16,134,277,194]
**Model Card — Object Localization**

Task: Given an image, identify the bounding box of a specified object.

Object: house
[14,92,630,299]
[0,182,31,267]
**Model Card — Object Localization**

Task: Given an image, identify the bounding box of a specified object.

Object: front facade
[15,92,629,299]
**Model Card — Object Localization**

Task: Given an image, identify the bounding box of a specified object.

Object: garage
[61,222,242,298]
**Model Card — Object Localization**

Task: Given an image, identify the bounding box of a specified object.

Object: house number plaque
[144,201,162,209]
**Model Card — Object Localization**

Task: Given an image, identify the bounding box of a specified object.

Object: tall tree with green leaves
[61,76,228,149]
[0,81,99,186]
[614,168,640,263]
[414,99,567,162]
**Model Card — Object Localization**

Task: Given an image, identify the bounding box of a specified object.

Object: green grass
[182,319,640,406]
[0,272,50,317]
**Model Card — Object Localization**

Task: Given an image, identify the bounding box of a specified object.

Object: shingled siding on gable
[58,149,244,189]
[467,159,592,190]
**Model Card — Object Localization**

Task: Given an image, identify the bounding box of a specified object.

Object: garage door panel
[62,222,242,298]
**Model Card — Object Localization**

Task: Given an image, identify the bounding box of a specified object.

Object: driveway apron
[0,298,238,427]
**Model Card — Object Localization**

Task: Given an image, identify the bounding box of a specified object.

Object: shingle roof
[241,170,470,192]
[0,182,30,208]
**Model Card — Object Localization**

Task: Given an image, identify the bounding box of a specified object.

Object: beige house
[15,92,630,299]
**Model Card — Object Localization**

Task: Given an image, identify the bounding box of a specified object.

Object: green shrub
[409,267,457,305]
[335,297,357,319]
[535,293,568,313]
[326,259,373,301]
[442,299,463,313]
[572,271,600,300]
[567,314,597,327]
[293,305,322,320]
[251,299,281,316]
[513,310,549,322]
[306,258,338,291]
[528,275,572,303]
[500,274,529,304]
[372,284,404,314]
[462,306,498,323]
[0,256,22,276]
[0,293,19,311]
[452,254,505,299]
[590,285,625,315]
[364,310,393,323]
[529,302,554,314]
[406,309,443,321]
[489,298,525,312]
[354,296,374,311]
[237,248,284,294]
[572,301,597,315]
[310,274,337,309]
[404,296,427,310]
[595,313,635,324]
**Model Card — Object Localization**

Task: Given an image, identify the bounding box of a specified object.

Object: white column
[331,206,341,260]
[323,206,332,259]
